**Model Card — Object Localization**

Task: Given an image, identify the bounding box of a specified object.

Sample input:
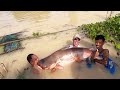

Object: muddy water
[0,11,120,79]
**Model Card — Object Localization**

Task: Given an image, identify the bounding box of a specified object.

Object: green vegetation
[32,32,44,37]
[16,74,26,79]
[16,70,26,79]
[77,14,120,51]
[32,32,58,38]
[17,73,26,79]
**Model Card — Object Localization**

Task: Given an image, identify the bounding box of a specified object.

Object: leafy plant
[77,14,120,51]
[115,44,120,50]
[32,32,44,37]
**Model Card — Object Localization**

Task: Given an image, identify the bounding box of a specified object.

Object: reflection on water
[69,12,78,25]
[12,11,50,21]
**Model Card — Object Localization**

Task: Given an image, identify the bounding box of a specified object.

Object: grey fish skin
[39,48,92,68]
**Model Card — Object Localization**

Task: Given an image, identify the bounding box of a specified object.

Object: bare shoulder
[103,49,109,52]
[103,49,109,54]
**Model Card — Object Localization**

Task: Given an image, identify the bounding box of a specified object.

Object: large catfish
[38,48,92,70]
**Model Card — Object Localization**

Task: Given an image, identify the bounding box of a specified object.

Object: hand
[94,49,99,58]
[51,68,56,73]
[49,63,57,69]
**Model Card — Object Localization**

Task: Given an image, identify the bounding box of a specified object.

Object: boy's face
[73,38,80,47]
[31,54,39,66]
[95,39,104,49]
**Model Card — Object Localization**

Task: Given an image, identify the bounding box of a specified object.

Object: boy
[61,34,81,50]
[87,35,115,74]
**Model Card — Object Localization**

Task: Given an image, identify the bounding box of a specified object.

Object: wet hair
[27,54,34,64]
[95,35,105,42]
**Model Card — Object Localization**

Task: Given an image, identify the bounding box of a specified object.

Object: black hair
[73,37,80,41]
[27,54,34,64]
[95,35,105,42]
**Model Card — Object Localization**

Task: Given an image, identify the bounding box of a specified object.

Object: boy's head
[95,35,105,49]
[73,34,81,47]
[27,54,39,66]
